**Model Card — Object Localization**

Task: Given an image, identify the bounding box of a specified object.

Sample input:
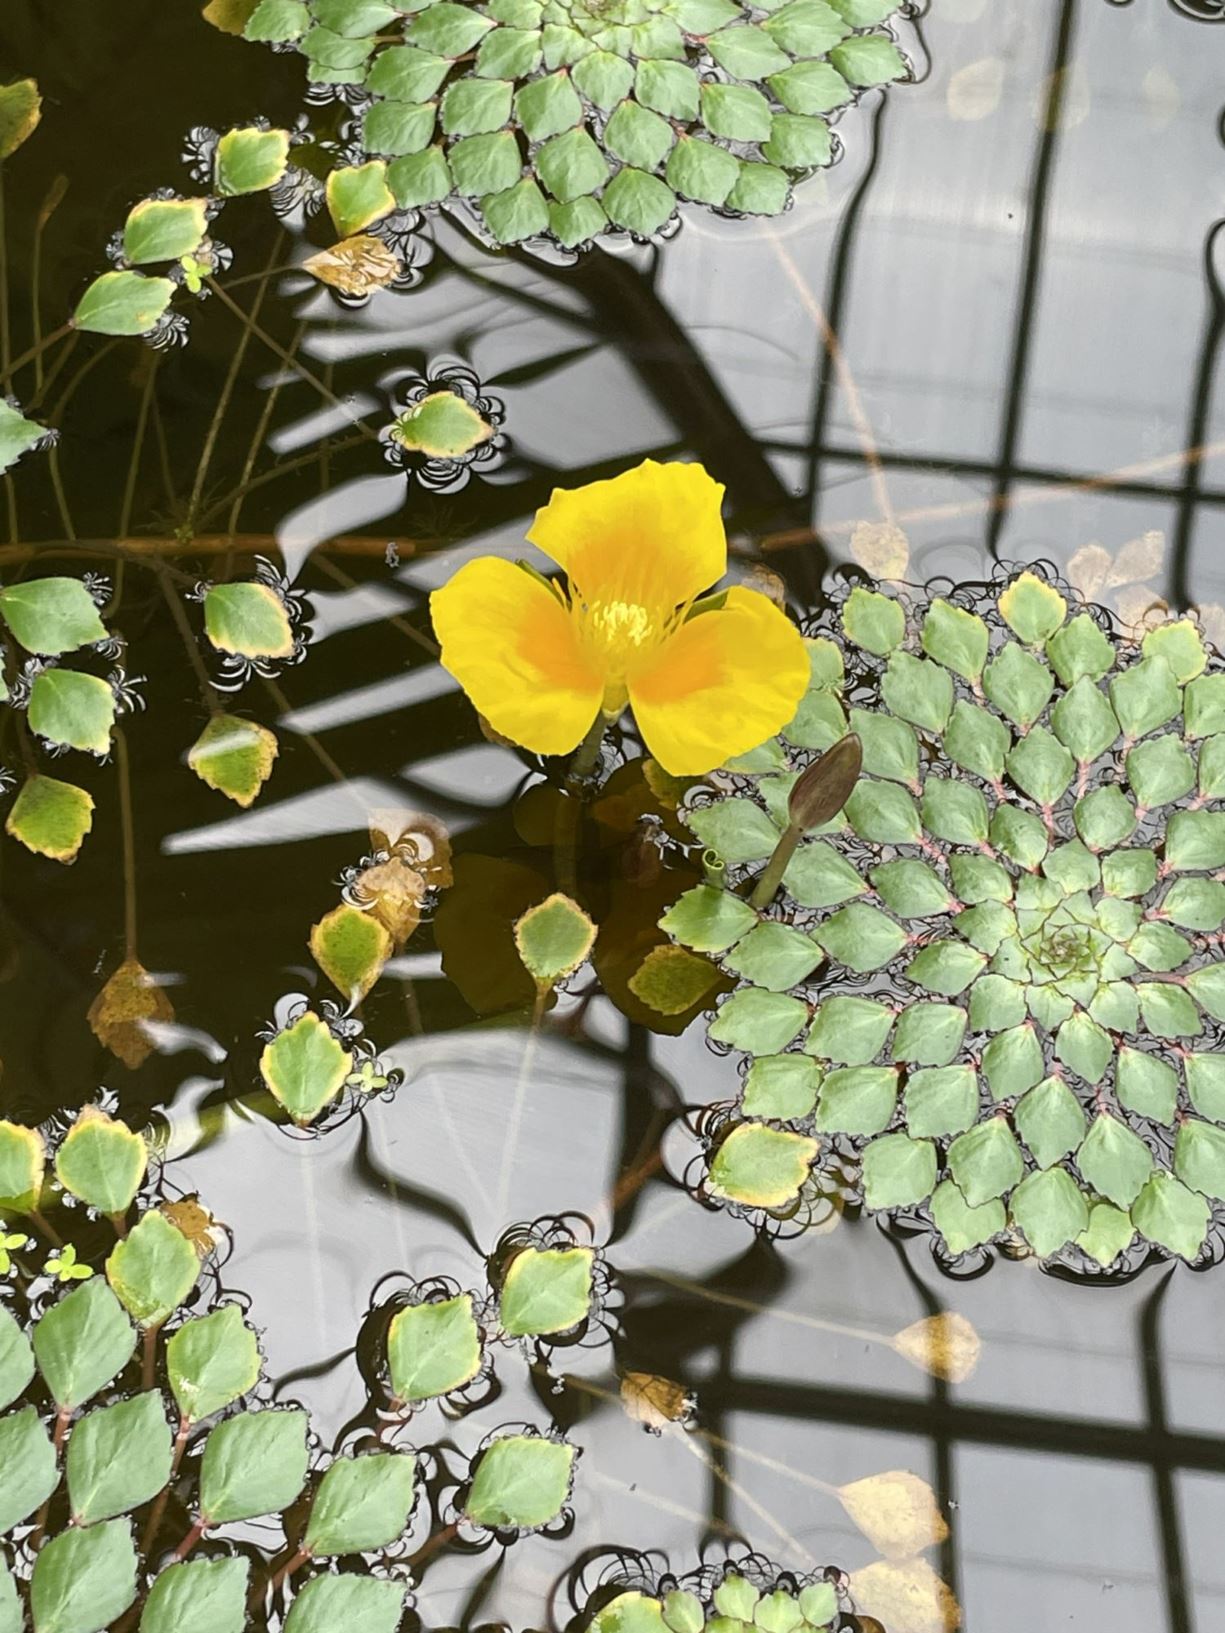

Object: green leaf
[513,69,582,139]
[949,854,1013,905]
[67,1391,172,1524]
[880,651,953,734]
[814,1065,898,1134]
[844,779,921,845]
[707,1122,817,1207]
[762,110,832,168]
[903,1064,977,1139]
[1144,618,1206,683]
[891,1001,965,1068]
[535,126,609,202]
[571,49,634,107]
[389,145,455,208]
[981,1024,1044,1100]
[1174,1118,1225,1200]
[0,1305,34,1411]
[1005,725,1074,806]
[464,1434,574,1529]
[0,1118,45,1210]
[167,1306,261,1424]
[482,177,550,243]
[139,1559,249,1633]
[364,100,438,157]
[0,1564,19,1633]
[783,686,848,751]
[0,1406,58,1533]
[869,858,951,919]
[394,390,492,460]
[500,1246,593,1337]
[30,1519,137,1633]
[1101,847,1158,898]
[841,587,904,655]
[28,669,115,754]
[687,799,780,865]
[998,572,1066,643]
[928,1179,1005,1254]
[660,885,758,952]
[314,0,399,33]
[122,198,208,266]
[1128,920,1192,973]
[1077,1113,1152,1208]
[55,1108,146,1216]
[388,1293,482,1402]
[982,642,1054,729]
[0,399,44,475]
[708,988,808,1053]
[1050,676,1119,762]
[214,126,290,196]
[968,973,1026,1031]
[203,581,293,659]
[784,840,865,907]
[1053,1011,1112,1085]
[514,893,596,987]
[604,100,675,170]
[848,709,918,788]
[1160,876,1225,931]
[440,76,513,137]
[200,1409,308,1525]
[1186,1052,1225,1121]
[305,1451,416,1555]
[920,777,988,846]
[947,1117,1023,1206]
[367,45,451,100]
[665,136,741,206]
[106,1210,199,1328]
[1014,1077,1085,1169]
[1125,734,1195,806]
[602,167,676,236]
[904,939,986,998]
[1046,612,1115,685]
[326,161,394,237]
[284,1577,405,1633]
[1077,1201,1135,1269]
[1074,784,1136,851]
[829,31,906,86]
[0,76,41,159]
[1109,655,1181,739]
[1165,807,1225,870]
[634,58,700,120]
[244,0,310,40]
[861,1132,936,1209]
[1187,964,1225,1022]
[722,922,822,991]
[806,994,893,1065]
[304,26,377,68]
[1009,1165,1088,1258]
[742,1054,820,1120]
[709,23,791,78]
[919,599,988,681]
[188,715,278,808]
[814,901,906,973]
[699,82,772,142]
[768,57,851,114]
[1130,1171,1209,1261]
[0,578,107,655]
[34,1279,135,1410]
[548,196,607,248]
[1137,980,1202,1038]
[259,1010,353,1126]
[1042,840,1100,896]
[1114,1046,1178,1122]
[72,271,173,336]
[406,1,495,54]
[1184,673,1225,738]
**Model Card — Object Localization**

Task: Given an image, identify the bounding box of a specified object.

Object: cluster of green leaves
[240,0,910,247]
[588,1572,841,1633]
[664,570,1225,1269]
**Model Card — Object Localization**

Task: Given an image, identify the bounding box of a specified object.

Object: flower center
[573,596,666,712]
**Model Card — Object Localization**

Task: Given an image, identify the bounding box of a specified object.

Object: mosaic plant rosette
[241,0,911,246]
[663,569,1225,1272]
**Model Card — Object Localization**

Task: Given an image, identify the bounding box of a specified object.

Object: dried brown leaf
[850,520,910,582]
[1065,543,1113,602]
[1106,529,1165,588]
[87,958,175,1070]
[891,1312,981,1383]
[303,235,402,297]
[620,1371,692,1430]
[367,808,453,886]
[353,858,426,948]
[837,1471,949,1560]
[160,1195,223,1259]
[849,1560,961,1633]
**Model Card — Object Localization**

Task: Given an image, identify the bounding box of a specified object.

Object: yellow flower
[430,461,810,775]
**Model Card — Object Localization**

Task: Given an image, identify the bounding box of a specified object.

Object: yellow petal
[628,586,810,775]
[527,460,726,613]
[431,557,603,756]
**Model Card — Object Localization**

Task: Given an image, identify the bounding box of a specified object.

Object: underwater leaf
[514,892,597,989]
[0,1406,58,1534]
[891,1312,980,1383]
[55,1106,147,1216]
[353,858,425,947]
[850,519,910,582]
[0,1118,45,1210]
[188,715,278,807]
[122,198,208,266]
[139,1558,249,1633]
[388,1293,482,1403]
[214,126,291,196]
[464,1434,574,1530]
[199,1409,309,1524]
[72,271,174,336]
[87,958,175,1069]
[30,1518,138,1633]
[167,1305,261,1423]
[628,943,722,1015]
[0,399,45,474]
[67,1391,172,1525]
[283,1576,405,1633]
[5,774,94,862]
[707,1122,817,1208]
[0,1305,35,1411]
[620,1372,690,1430]
[0,577,106,654]
[259,1011,354,1127]
[28,669,115,754]
[326,160,395,237]
[303,234,401,295]
[203,581,293,659]
[33,1279,136,1410]
[106,1209,200,1328]
[310,903,392,1002]
[837,1470,948,1560]
[0,78,41,159]
[305,1451,417,1555]
[849,1558,961,1633]
[499,1245,594,1337]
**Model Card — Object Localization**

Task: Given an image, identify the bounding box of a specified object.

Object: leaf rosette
[666,567,1225,1271]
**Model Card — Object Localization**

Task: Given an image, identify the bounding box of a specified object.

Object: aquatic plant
[239,0,914,247]
[379,361,506,491]
[664,567,1225,1270]
[431,460,810,775]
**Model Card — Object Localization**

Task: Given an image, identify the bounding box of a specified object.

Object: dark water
[2,0,1225,1628]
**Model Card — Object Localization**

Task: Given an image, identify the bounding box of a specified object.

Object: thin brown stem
[223,316,306,578]
[172,1517,207,1562]
[30,178,68,392]
[158,568,220,717]
[3,322,72,388]
[27,1207,62,1248]
[115,729,138,959]
[141,1324,159,1390]
[0,169,9,377]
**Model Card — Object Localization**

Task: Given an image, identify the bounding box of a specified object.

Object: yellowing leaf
[0,78,41,160]
[890,1312,981,1383]
[848,1559,961,1633]
[87,958,175,1070]
[620,1372,691,1430]
[310,903,392,1002]
[850,520,910,582]
[188,715,277,807]
[303,235,402,296]
[514,893,596,989]
[627,944,721,1016]
[202,0,260,30]
[837,1471,948,1560]
[5,774,94,863]
[351,859,425,949]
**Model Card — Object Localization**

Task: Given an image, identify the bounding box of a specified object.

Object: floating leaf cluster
[240,0,912,247]
[665,568,1225,1271]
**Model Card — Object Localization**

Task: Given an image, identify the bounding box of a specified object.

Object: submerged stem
[115,730,138,960]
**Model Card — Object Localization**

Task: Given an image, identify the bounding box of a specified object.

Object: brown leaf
[620,1371,692,1430]
[367,808,453,887]
[87,959,175,1070]
[891,1312,981,1383]
[746,564,787,611]
[303,235,402,297]
[850,520,910,582]
[160,1196,223,1259]
[201,0,259,32]
[837,1471,948,1560]
[352,858,426,948]
[848,1559,961,1633]
[1065,543,1113,602]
